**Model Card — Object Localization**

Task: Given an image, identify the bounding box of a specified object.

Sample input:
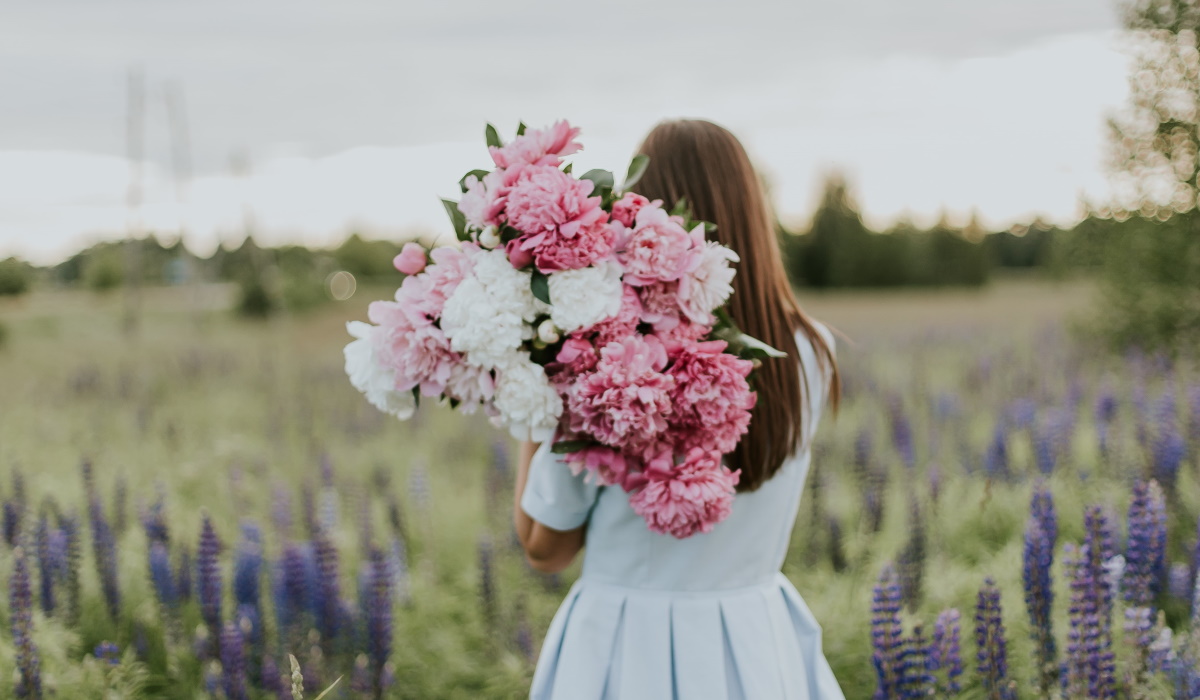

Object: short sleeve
[520,442,602,531]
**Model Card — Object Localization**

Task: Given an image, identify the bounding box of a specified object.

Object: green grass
[0,277,1194,699]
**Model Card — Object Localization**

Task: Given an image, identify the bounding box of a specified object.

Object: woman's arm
[513,441,586,574]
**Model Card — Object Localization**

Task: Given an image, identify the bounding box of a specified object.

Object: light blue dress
[520,324,845,700]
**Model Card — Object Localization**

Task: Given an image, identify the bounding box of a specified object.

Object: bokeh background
[1,1,1199,698]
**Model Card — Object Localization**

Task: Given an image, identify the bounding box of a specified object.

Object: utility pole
[123,67,145,337]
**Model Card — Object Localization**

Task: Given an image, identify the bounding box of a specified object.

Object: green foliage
[0,257,33,296]
[1090,211,1200,352]
[0,320,8,349]
[332,234,402,280]
[83,249,124,292]
[783,174,989,288]
[235,275,277,318]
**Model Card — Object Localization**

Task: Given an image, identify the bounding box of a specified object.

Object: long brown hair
[632,119,840,492]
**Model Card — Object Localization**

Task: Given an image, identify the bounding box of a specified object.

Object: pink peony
[504,165,613,272]
[393,242,427,275]
[489,120,583,169]
[628,448,740,538]
[393,245,474,321]
[637,280,682,327]
[666,340,757,454]
[610,192,650,227]
[368,300,462,396]
[458,167,525,232]
[546,337,599,388]
[580,284,643,346]
[563,445,633,487]
[567,335,675,451]
[658,318,711,343]
[617,203,701,285]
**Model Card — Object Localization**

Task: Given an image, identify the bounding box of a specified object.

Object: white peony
[547,260,624,333]
[492,353,563,441]
[677,241,739,325]
[441,249,547,368]
[344,321,416,419]
[443,361,495,413]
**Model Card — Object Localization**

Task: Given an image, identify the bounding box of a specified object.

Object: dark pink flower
[628,449,740,538]
[666,340,756,454]
[578,285,643,346]
[567,335,674,451]
[610,192,650,227]
[564,445,632,487]
[489,121,583,169]
[504,165,613,272]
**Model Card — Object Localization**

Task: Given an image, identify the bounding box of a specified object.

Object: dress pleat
[720,590,785,699]
[545,585,626,700]
[761,585,810,697]
[529,584,582,697]
[670,597,728,699]
[614,595,674,700]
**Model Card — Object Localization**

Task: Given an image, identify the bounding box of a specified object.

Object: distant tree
[333,234,403,279]
[0,257,33,296]
[796,172,873,287]
[1109,0,1200,214]
[83,248,123,292]
[1093,0,1200,352]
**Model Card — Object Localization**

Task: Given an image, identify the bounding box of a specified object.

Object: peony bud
[536,320,560,345]
[393,242,427,275]
[478,226,501,249]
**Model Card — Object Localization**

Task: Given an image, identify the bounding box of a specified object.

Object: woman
[513,119,843,699]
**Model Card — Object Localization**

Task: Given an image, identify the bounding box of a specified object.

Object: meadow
[0,276,1197,699]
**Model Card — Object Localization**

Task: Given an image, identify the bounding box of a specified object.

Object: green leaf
[703,221,718,234]
[530,271,551,304]
[622,154,650,191]
[580,169,615,191]
[517,121,528,136]
[551,440,593,454]
[441,198,468,241]
[499,225,522,244]
[485,123,503,149]
[562,163,573,175]
[458,169,491,193]
[712,325,788,360]
[669,197,690,218]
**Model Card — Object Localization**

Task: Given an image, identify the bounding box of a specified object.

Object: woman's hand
[513,441,586,574]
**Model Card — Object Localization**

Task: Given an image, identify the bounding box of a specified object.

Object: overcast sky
[0,1,1129,264]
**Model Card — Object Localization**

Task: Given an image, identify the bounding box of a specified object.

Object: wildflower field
[0,278,1198,699]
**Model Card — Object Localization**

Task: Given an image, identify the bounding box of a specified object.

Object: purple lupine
[148,541,176,607]
[1186,383,1200,446]
[4,470,28,547]
[233,523,262,611]
[1063,506,1117,699]
[318,453,338,533]
[1030,483,1057,546]
[864,485,885,534]
[1149,390,1185,493]
[312,529,342,647]
[11,547,42,699]
[140,495,169,546]
[1168,562,1192,603]
[1023,516,1056,691]
[261,655,289,700]
[60,513,81,625]
[871,564,904,699]
[94,641,120,666]
[1125,480,1167,607]
[888,398,915,470]
[34,514,54,615]
[983,422,1008,481]
[1095,385,1117,457]
[350,654,372,695]
[220,622,249,700]
[1190,515,1200,618]
[197,514,222,657]
[1123,605,1157,679]
[1007,397,1037,431]
[974,578,1014,700]
[897,495,925,612]
[175,546,192,603]
[929,608,962,694]
[300,483,318,539]
[365,547,393,695]
[514,596,534,663]
[479,537,497,631]
[271,485,293,540]
[896,623,934,698]
[89,504,120,620]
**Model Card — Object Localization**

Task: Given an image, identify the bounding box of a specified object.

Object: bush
[84,250,124,292]
[235,276,278,319]
[0,257,32,296]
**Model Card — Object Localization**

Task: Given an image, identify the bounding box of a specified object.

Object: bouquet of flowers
[344,121,784,538]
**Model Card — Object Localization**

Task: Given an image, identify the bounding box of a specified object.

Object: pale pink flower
[617,203,701,285]
[677,239,739,325]
[666,340,757,454]
[458,167,524,231]
[610,192,650,227]
[368,300,462,396]
[444,362,495,411]
[567,335,674,451]
[628,448,740,538]
[393,245,474,321]
[393,242,428,275]
[637,280,682,327]
[489,120,583,169]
